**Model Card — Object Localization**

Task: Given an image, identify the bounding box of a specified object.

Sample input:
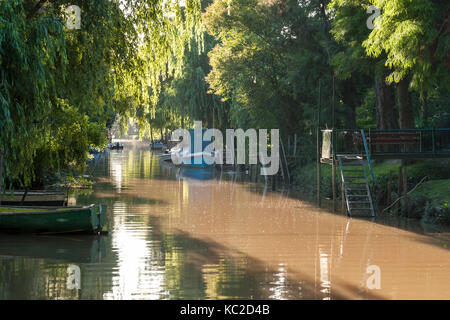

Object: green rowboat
[0,204,106,234]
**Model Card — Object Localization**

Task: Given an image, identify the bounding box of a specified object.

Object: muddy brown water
[0,140,449,300]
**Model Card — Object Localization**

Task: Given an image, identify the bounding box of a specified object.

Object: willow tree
[0,1,67,187]
[0,0,203,188]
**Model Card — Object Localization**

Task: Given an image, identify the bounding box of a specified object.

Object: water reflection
[0,140,449,300]
[178,167,218,181]
[0,235,105,300]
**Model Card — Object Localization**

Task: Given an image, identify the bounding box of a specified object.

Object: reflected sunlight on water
[0,140,449,300]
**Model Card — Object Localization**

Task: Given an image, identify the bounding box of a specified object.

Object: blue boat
[172,129,217,168]
[150,140,167,150]
[178,167,218,180]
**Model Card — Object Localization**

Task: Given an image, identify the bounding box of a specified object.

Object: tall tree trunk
[397,78,415,129]
[375,76,398,129]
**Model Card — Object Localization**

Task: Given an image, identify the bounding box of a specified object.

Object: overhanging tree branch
[26,0,49,20]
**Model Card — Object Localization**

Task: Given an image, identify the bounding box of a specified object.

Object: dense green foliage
[0,0,449,188]
[0,0,202,188]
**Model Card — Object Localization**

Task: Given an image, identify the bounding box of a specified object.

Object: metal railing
[322,128,450,159]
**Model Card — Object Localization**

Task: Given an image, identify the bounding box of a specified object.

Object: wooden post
[20,188,29,206]
[316,128,321,207]
[403,166,408,217]
[332,157,337,212]
[316,79,322,208]
[387,170,392,206]
[0,149,2,205]
[332,75,335,129]
[397,166,402,214]
[293,134,297,157]
[432,127,436,154]
[419,131,422,153]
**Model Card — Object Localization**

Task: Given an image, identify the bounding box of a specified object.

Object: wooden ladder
[337,155,375,218]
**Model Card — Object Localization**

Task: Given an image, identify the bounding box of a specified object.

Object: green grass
[371,159,450,179]
[292,158,450,222]
[301,159,450,184]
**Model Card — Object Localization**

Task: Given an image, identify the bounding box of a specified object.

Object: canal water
[0,140,449,300]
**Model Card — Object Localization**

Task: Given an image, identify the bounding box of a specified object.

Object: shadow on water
[114,215,387,300]
[242,175,450,251]
[2,140,447,300]
[0,234,106,263]
[0,235,107,300]
[0,214,385,299]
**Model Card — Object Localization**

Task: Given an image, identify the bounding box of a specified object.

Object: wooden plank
[370,139,419,144]
[370,132,419,136]
[366,132,420,147]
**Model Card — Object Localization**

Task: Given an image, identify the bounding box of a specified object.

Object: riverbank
[292,159,450,224]
[41,148,108,192]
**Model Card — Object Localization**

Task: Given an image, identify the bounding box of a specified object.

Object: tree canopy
[0,0,448,187]
[0,0,203,187]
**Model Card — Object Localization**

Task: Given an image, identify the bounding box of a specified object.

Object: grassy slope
[292,159,450,222]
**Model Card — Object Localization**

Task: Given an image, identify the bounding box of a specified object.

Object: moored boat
[150,140,167,150]
[0,204,106,234]
[0,190,67,207]
[172,129,218,168]
[108,142,124,150]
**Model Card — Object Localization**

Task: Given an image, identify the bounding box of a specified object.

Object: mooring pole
[331,75,336,212]
[293,133,297,157]
[0,149,2,205]
[316,128,321,207]
[332,156,337,212]
[332,75,335,129]
[398,166,402,214]
[403,166,408,217]
[316,79,322,208]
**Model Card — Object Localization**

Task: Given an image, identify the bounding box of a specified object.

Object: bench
[367,132,420,145]
[366,131,420,153]
[346,131,420,154]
